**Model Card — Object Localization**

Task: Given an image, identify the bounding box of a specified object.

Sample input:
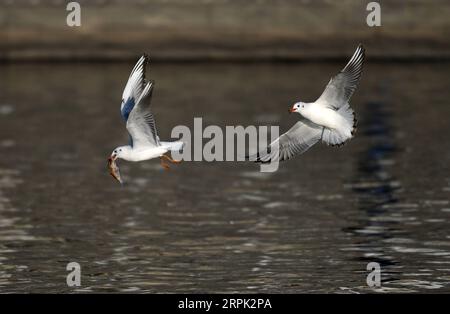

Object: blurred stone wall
[0,0,449,61]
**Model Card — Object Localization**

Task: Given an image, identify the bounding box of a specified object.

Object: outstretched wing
[248,119,323,163]
[316,45,365,110]
[126,81,160,148]
[120,55,148,121]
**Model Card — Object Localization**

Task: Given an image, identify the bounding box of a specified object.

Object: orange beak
[289,106,296,113]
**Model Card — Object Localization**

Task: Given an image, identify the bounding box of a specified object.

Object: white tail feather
[161,141,184,152]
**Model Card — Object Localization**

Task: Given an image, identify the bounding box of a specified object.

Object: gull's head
[109,146,127,161]
[289,102,306,115]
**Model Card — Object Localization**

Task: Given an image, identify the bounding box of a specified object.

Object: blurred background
[1,0,449,61]
[0,0,449,293]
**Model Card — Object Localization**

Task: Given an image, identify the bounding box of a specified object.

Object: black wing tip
[144,80,156,96]
[252,158,272,164]
[354,44,365,56]
[244,152,266,163]
[256,158,286,164]
[133,54,149,68]
[245,152,284,164]
[351,114,358,136]
[341,44,365,74]
[139,54,150,73]
[140,54,150,86]
[356,44,366,59]
[244,153,259,163]
[148,80,155,94]
[343,44,365,74]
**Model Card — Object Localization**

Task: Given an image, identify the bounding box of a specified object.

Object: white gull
[109,55,183,182]
[249,45,365,163]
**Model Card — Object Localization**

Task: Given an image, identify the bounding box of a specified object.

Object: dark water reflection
[0,62,449,293]
[343,93,403,290]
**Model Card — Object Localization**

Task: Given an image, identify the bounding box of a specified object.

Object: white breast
[303,105,344,130]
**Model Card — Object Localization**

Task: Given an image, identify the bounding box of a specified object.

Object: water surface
[0,62,449,293]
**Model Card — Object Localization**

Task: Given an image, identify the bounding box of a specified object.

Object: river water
[0,61,449,293]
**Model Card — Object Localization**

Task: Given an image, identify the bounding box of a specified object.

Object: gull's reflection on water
[343,96,403,291]
[343,81,450,292]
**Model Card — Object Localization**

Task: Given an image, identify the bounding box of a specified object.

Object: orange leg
[161,154,182,164]
[160,157,170,170]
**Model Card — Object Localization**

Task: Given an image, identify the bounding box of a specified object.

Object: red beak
[289,106,296,113]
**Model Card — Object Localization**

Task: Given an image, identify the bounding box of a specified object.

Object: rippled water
[0,62,449,293]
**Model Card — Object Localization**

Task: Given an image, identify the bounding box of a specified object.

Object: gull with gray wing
[249,44,365,163]
[108,55,184,183]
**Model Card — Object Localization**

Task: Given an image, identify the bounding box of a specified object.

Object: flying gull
[108,55,184,183]
[249,44,365,163]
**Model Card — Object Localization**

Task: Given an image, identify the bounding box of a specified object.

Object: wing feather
[126,81,160,148]
[316,45,365,110]
[249,119,323,163]
[120,55,148,121]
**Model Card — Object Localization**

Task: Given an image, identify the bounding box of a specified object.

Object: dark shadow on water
[352,101,399,212]
[344,90,404,280]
